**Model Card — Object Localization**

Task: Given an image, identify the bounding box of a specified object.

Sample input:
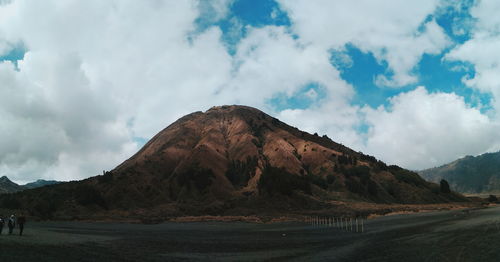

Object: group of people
[0,214,26,236]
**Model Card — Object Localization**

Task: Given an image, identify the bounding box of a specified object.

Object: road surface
[1,206,499,261]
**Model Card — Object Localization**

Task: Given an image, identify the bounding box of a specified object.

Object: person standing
[0,216,4,235]
[8,215,15,235]
[17,215,26,236]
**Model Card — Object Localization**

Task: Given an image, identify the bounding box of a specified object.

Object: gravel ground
[1,206,499,261]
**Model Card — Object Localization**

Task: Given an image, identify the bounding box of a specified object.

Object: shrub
[74,184,107,208]
[345,178,363,194]
[326,175,336,184]
[258,166,311,196]
[251,138,261,148]
[367,180,378,196]
[98,171,113,184]
[488,194,498,202]
[33,200,58,219]
[343,166,371,181]
[177,164,215,193]
[392,168,427,187]
[440,179,451,193]
[309,175,328,189]
[225,156,258,187]
[338,155,351,165]
[0,194,22,209]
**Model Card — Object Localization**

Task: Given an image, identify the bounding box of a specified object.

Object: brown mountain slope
[0,105,466,219]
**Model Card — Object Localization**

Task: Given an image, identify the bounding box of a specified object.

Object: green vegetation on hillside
[225,156,258,188]
[420,152,500,193]
[258,166,311,196]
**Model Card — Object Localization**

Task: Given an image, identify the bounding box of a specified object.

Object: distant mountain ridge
[23,179,62,189]
[419,151,500,194]
[0,176,61,194]
[0,176,25,194]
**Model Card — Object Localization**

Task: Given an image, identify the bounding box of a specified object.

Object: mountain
[23,179,61,189]
[0,105,466,219]
[0,176,25,194]
[0,177,62,194]
[420,151,500,194]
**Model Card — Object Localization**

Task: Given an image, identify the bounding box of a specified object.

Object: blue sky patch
[435,0,477,44]
[229,0,290,27]
[0,43,26,69]
[194,0,489,115]
[267,83,327,111]
[330,40,490,113]
[416,53,491,112]
[133,136,148,148]
[196,0,290,55]
[332,45,414,108]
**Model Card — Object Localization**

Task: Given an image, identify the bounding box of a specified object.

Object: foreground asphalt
[1,206,499,261]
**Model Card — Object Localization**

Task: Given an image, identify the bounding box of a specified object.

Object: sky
[1,0,500,183]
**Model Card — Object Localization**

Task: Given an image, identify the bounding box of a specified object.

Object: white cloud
[445,0,500,117]
[0,0,498,183]
[0,52,137,183]
[224,26,353,107]
[197,0,234,24]
[361,87,499,169]
[278,0,450,87]
[374,19,451,87]
[278,102,363,150]
[0,0,233,182]
[0,0,354,183]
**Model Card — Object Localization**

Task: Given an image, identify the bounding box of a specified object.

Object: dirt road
[1,206,499,261]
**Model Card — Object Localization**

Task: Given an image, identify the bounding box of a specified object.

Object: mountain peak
[0,176,12,182]
[207,104,258,112]
[0,175,24,194]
